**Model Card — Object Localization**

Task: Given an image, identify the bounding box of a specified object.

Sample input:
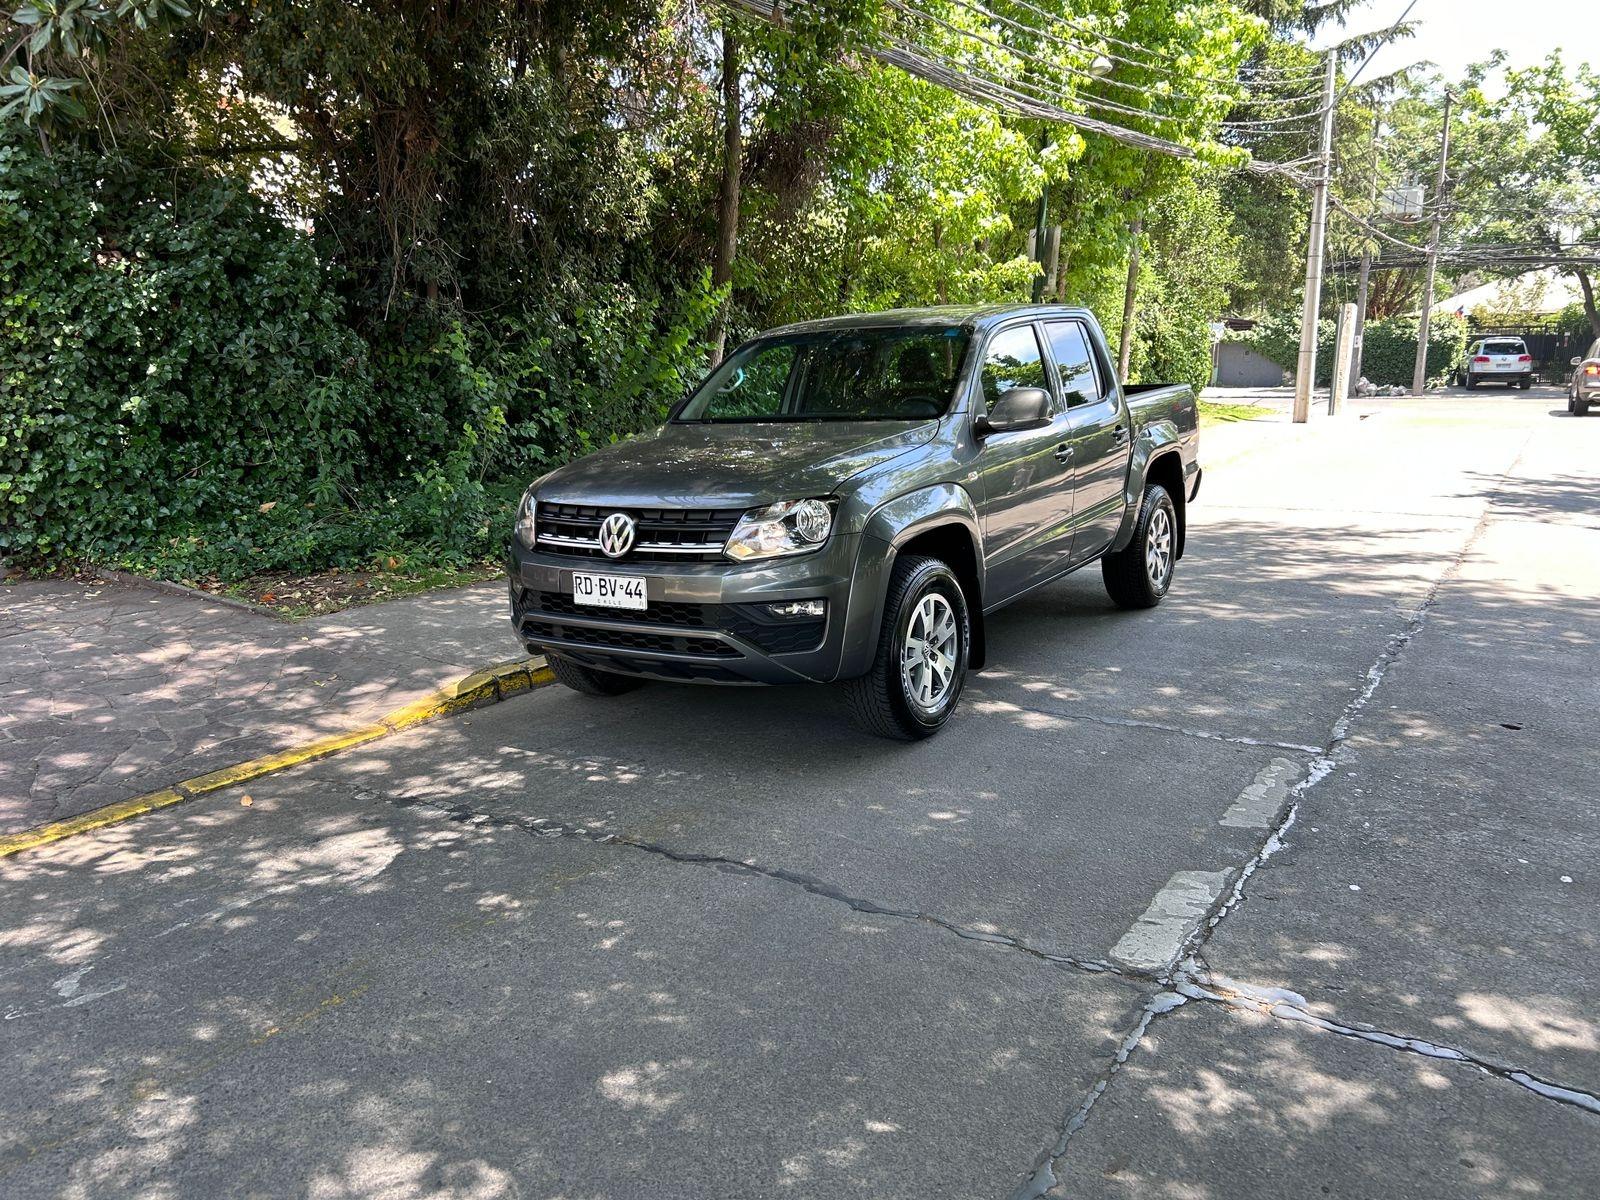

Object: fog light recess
[767,599,827,619]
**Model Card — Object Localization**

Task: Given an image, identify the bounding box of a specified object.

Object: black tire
[1101,483,1178,610]
[1519,377,1533,390]
[1569,395,1577,413]
[1578,398,1592,417]
[546,654,643,696]
[843,555,970,740]
[1466,374,1479,390]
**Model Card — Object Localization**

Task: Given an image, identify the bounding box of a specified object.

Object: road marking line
[1219,757,1303,829]
[0,657,552,861]
[1110,870,1229,975]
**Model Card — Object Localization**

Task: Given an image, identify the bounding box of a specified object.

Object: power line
[996,0,1327,86]
[917,0,1327,108]
[884,2,1314,135]
[1335,0,1420,103]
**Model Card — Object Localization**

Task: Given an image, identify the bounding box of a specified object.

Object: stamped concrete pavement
[0,578,518,834]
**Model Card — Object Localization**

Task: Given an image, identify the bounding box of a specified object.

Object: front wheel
[844,555,970,740]
[1102,483,1177,610]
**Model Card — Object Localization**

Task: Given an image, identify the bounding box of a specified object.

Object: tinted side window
[1044,321,1106,406]
[979,325,1049,410]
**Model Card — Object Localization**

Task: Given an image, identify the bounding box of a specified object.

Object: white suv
[1458,337,1534,390]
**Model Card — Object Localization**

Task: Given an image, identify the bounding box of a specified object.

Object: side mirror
[975,387,1051,435]
[1573,357,1584,367]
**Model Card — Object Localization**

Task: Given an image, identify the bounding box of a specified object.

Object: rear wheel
[1466,374,1480,390]
[546,654,643,696]
[844,555,970,740]
[1102,483,1177,610]
[1578,398,1592,417]
[1519,377,1533,390]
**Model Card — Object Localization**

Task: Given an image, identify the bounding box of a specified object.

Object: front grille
[515,589,826,658]
[531,590,709,628]
[521,618,740,659]
[535,504,742,562]
[558,649,748,683]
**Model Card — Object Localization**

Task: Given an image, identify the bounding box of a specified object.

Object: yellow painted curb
[0,655,551,861]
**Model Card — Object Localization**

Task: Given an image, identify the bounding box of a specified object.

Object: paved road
[3,389,1596,1198]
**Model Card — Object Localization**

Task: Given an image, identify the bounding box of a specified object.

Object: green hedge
[1229,310,1469,388]
[0,138,712,578]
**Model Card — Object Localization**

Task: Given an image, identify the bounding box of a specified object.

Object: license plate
[572,572,647,611]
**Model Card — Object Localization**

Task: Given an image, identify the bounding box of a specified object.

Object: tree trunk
[1577,269,1600,337]
[1117,219,1142,382]
[708,23,742,368]
[1043,225,1061,302]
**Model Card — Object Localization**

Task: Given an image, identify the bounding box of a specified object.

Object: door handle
[1053,444,1073,465]
[1112,425,1130,447]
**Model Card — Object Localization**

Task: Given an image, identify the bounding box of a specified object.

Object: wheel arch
[1142,450,1188,561]
[851,485,988,674]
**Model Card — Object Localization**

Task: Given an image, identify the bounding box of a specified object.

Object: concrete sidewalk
[0,576,521,835]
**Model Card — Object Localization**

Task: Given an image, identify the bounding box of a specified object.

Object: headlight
[724,498,834,562]
[514,487,538,549]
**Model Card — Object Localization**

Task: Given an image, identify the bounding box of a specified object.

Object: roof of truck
[758,304,1092,338]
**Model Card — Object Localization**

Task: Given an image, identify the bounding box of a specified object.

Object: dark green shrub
[1228,309,1468,388]
[1,139,377,561]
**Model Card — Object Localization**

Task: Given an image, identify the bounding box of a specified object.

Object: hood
[536,420,938,509]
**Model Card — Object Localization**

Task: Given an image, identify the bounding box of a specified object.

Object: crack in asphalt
[1014,432,1570,1196]
[967,697,1324,754]
[1177,972,1600,1119]
[380,792,1130,980]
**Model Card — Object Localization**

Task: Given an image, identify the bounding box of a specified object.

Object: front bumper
[506,534,880,685]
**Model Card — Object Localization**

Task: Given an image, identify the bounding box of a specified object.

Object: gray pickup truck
[507,304,1200,738]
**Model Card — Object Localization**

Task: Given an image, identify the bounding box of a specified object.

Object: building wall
[1214,342,1287,388]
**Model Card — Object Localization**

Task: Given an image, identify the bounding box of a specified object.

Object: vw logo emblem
[597,512,636,558]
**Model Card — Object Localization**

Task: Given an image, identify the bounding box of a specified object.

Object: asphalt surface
[3,387,1597,1198]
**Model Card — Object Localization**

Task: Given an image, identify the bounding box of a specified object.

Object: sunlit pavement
[3,387,1597,1198]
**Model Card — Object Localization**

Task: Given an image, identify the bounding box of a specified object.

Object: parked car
[506,304,1200,739]
[1457,337,1535,389]
[1570,337,1600,416]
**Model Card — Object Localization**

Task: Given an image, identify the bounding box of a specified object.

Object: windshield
[676,327,971,422]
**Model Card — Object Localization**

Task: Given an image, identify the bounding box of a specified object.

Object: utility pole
[1352,109,1380,384]
[1411,90,1453,396]
[1293,53,1338,424]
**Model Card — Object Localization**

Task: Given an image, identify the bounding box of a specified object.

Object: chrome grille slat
[534,503,740,562]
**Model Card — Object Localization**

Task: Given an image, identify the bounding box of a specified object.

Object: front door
[975,322,1076,603]
[1043,320,1130,562]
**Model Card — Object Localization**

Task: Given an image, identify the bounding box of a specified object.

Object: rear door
[1043,320,1130,562]
[975,322,1076,603]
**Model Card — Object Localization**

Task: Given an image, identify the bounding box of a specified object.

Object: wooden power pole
[1411,91,1453,395]
[1293,53,1339,424]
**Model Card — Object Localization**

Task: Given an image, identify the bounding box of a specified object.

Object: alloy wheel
[900,592,959,712]
[1146,504,1174,590]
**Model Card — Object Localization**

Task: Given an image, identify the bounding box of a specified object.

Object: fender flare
[1108,420,1183,555]
[840,484,987,677]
